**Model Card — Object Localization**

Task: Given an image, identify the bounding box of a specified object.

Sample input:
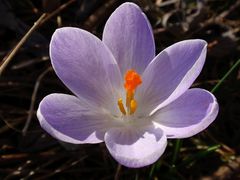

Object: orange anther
[124,69,142,92]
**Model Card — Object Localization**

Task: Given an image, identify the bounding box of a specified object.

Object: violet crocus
[37,2,219,168]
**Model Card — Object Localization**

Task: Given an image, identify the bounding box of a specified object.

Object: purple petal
[37,93,119,144]
[136,39,207,115]
[152,88,219,138]
[103,2,155,75]
[104,124,167,168]
[50,27,123,114]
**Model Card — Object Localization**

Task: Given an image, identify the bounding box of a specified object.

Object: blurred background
[0,0,239,179]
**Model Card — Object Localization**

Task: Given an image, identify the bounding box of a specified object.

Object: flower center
[118,69,142,115]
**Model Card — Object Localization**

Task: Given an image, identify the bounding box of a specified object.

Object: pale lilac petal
[152,88,219,138]
[136,40,207,115]
[50,27,123,115]
[104,124,167,168]
[103,2,155,75]
[37,93,119,144]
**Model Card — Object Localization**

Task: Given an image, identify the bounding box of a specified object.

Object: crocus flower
[37,2,219,168]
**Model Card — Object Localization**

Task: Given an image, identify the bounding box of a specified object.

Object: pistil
[117,69,142,115]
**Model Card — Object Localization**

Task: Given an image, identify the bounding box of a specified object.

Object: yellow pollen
[130,99,137,115]
[117,69,142,115]
[126,90,134,108]
[118,98,126,115]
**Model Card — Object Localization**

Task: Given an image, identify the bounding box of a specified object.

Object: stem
[0,0,76,76]
[114,164,122,180]
[39,0,76,26]
[171,139,182,166]
[22,67,52,135]
[211,59,240,93]
[149,164,155,178]
[0,13,47,75]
